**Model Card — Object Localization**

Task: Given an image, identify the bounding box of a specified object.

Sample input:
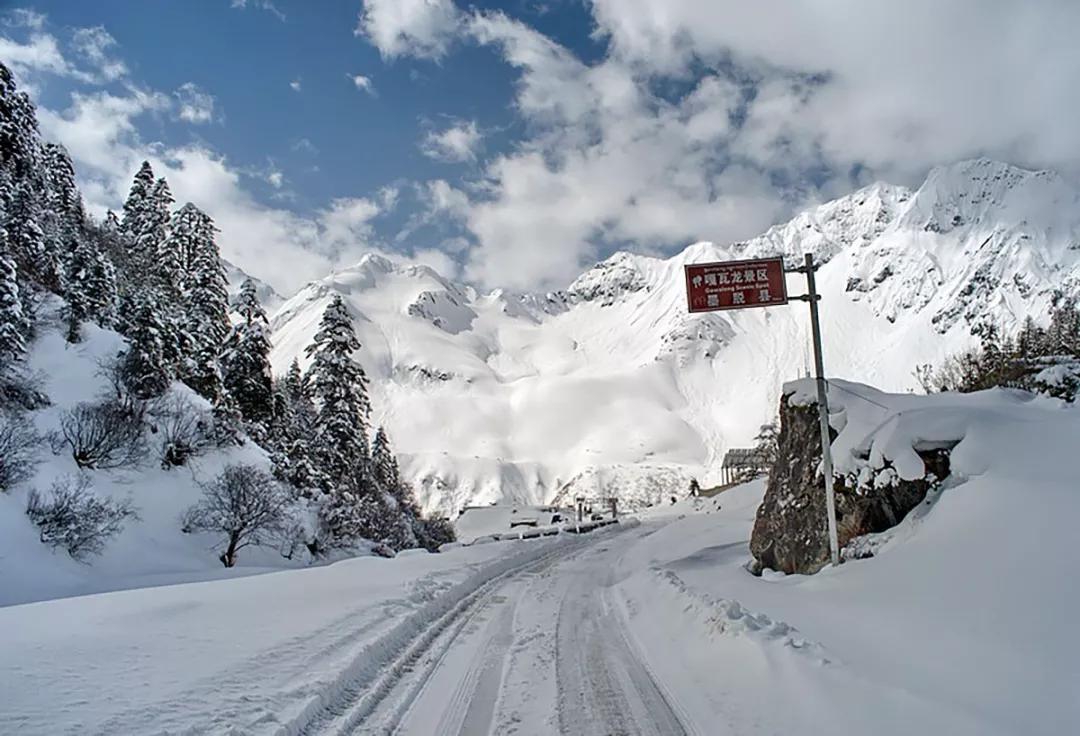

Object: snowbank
[614,383,1080,734]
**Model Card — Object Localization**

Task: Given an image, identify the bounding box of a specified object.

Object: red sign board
[684,257,788,313]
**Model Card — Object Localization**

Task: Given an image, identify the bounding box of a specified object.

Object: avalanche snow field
[3,475,1076,735]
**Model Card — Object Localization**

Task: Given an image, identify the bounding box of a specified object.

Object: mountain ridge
[265,159,1080,514]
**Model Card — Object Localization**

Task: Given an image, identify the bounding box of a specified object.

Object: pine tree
[5,181,51,288]
[119,161,157,274]
[176,204,228,402]
[371,427,399,491]
[222,278,273,427]
[61,241,91,343]
[0,62,43,185]
[0,250,26,366]
[283,358,317,433]
[42,143,85,249]
[276,358,320,493]
[305,296,375,543]
[157,186,189,294]
[120,292,170,400]
[371,426,420,550]
[305,295,371,481]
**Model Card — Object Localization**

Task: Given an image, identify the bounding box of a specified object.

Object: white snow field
[3,379,1078,735]
[267,159,1080,516]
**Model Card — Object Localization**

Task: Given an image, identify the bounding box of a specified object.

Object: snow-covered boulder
[749,379,1002,575]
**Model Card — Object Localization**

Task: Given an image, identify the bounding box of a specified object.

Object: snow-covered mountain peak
[266,158,1080,514]
[896,158,1079,237]
[567,250,655,305]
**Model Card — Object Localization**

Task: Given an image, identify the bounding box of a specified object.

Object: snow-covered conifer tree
[177,204,228,402]
[222,278,273,427]
[120,292,171,400]
[0,250,26,366]
[305,296,377,543]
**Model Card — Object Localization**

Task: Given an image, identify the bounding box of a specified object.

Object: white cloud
[421,119,481,163]
[356,0,461,60]
[4,9,47,30]
[378,185,399,210]
[383,2,1080,291]
[0,21,128,86]
[266,169,284,188]
[289,78,301,92]
[318,197,381,255]
[450,11,789,289]
[588,0,1080,181]
[174,82,217,124]
[230,0,286,22]
[71,26,127,82]
[349,73,376,95]
[291,137,318,155]
[423,179,470,219]
[0,32,69,78]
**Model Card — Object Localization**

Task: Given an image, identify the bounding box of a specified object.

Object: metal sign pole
[801,253,840,566]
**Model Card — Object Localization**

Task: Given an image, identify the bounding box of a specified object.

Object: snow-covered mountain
[268,159,1080,515]
[223,258,285,314]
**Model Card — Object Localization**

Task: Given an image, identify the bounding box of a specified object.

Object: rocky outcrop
[750,391,950,575]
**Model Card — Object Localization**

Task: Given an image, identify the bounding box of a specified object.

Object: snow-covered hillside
[0,309,301,607]
[269,159,1080,515]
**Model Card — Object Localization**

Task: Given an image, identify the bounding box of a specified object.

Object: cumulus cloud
[421,119,481,163]
[0,31,69,78]
[356,0,460,60]
[289,78,301,92]
[349,73,376,95]
[174,82,217,124]
[453,11,791,289]
[318,197,382,256]
[589,0,1080,180]
[365,1,1080,291]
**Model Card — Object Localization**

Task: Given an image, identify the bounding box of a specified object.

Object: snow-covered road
[2,525,681,736]
[350,523,686,736]
[4,476,1076,735]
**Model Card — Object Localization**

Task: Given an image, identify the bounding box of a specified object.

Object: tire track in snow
[554,540,688,736]
[292,537,588,736]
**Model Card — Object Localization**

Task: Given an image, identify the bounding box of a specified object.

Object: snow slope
[269,159,1080,514]
[0,309,309,607]
[6,375,1077,734]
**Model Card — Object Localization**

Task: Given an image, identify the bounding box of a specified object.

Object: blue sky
[2,1,1079,293]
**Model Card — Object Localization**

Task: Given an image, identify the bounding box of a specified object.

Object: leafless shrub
[0,410,39,492]
[181,464,291,567]
[0,370,50,411]
[97,354,146,416]
[51,400,148,470]
[148,393,213,469]
[26,474,137,561]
